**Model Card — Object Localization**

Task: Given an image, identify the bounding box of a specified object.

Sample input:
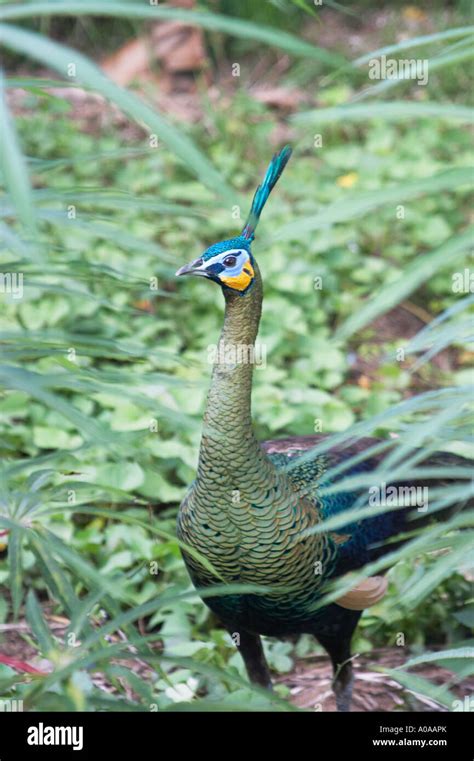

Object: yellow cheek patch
[220,262,254,292]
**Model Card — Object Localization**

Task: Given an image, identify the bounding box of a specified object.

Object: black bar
[0,710,471,759]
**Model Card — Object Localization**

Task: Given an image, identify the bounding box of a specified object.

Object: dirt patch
[1,618,470,711]
[277,647,473,712]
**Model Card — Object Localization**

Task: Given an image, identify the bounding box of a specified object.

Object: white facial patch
[202,249,249,276]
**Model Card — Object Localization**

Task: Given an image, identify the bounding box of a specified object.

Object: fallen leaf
[102,38,150,86]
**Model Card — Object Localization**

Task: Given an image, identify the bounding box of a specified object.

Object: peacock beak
[175,261,209,278]
[175,262,193,276]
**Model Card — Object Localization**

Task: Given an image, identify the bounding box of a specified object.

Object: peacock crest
[176,146,292,294]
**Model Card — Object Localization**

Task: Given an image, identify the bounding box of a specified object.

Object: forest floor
[278,649,473,712]
[1,616,471,712]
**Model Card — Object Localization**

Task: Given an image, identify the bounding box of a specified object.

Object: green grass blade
[41,505,226,581]
[353,26,474,66]
[0,515,23,532]
[25,590,56,657]
[39,527,134,603]
[0,220,36,258]
[0,71,40,252]
[0,3,345,67]
[29,532,77,615]
[0,24,234,202]
[402,648,474,669]
[4,76,81,90]
[0,364,122,446]
[378,668,456,709]
[354,47,474,101]
[31,188,206,216]
[336,228,473,340]
[8,528,23,620]
[401,536,474,608]
[275,168,472,241]
[293,101,474,125]
[308,521,473,610]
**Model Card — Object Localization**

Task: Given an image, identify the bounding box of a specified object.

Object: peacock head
[176,145,292,296]
[176,236,255,294]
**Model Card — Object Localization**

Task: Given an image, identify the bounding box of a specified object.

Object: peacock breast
[177,483,337,632]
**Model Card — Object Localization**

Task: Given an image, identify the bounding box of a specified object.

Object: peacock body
[175,147,470,709]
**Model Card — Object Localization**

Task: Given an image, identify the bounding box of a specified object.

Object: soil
[0,620,471,712]
[277,647,473,712]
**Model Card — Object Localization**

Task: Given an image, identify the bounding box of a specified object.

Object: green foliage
[0,1,472,710]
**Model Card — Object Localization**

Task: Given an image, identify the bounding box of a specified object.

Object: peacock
[175,147,471,711]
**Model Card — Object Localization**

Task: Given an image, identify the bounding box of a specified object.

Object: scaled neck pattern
[183,262,333,602]
[198,261,266,477]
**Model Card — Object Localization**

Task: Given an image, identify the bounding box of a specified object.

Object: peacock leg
[332,657,354,712]
[316,634,355,712]
[232,629,273,690]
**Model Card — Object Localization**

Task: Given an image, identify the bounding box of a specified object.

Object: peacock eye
[223,255,237,267]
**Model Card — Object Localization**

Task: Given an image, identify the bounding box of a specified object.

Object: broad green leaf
[93,462,145,492]
[453,606,474,628]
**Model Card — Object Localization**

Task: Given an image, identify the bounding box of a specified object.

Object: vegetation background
[0,0,472,711]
